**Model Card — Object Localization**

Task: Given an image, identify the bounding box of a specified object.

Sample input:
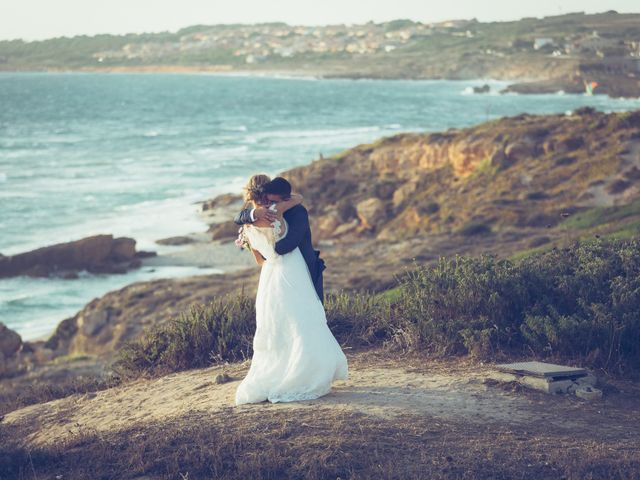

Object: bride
[235,174,348,405]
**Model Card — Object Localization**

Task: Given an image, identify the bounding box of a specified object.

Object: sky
[1,0,639,41]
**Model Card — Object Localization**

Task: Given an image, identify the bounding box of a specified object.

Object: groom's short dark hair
[263,177,292,199]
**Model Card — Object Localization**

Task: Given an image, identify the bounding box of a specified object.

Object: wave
[0,172,6,182]
[245,126,382,143]
[222,125,248,132]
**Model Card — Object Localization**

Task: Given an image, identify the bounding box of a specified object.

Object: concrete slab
[496,361,587,379]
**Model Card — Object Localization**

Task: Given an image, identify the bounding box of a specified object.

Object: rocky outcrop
[280,109,640,242]
[0,323,22,376]
[0,323,22,358]
[0,235,154,278]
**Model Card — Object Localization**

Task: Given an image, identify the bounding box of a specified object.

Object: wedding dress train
[234,220,348,405]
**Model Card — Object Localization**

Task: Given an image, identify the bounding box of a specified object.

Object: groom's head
[263,177,292,203]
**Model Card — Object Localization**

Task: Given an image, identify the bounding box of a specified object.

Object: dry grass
[0,372,119,417]
[1,407,638,480]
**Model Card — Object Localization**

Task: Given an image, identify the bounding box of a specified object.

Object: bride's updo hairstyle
[243,174,271,206]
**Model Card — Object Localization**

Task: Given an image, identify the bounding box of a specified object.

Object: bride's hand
[273,193,304,214]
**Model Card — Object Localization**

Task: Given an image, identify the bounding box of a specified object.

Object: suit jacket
[234,205,326,303]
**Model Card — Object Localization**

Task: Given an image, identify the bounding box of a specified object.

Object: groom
[234,177,326,304]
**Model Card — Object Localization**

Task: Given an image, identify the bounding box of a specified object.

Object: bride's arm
[273,193,303,214]
[251,248,265,266]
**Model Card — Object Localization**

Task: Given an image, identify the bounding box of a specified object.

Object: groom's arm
[275,207,308,255]
[233,208,255,226]
[234,206,278,225]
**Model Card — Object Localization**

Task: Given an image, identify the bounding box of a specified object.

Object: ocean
[1,72,638,340]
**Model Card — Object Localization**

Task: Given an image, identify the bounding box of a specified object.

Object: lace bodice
[245,218,288,260]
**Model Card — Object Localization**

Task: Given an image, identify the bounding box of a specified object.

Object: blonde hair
[243,174,271,206]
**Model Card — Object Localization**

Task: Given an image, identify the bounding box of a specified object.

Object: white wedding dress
[235,219,348,405]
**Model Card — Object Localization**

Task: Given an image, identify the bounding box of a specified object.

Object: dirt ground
[1,350,639,479]
[3,350,639,450]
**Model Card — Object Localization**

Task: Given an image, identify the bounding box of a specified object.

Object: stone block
[575,386,603,401]
[520,376,574,394]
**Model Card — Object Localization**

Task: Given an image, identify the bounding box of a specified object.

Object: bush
[114,293,256,378]
[325,291,392,346]
[393,255,527,356]
[391,238,640,375]
[115,291,393,379]
[115,238,640,378]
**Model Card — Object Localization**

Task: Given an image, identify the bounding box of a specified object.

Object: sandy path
[4,352,637,449]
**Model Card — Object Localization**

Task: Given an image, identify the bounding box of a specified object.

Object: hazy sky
[1,0,639,41]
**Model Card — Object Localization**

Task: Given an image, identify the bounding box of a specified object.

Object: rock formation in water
[0,234,156,278]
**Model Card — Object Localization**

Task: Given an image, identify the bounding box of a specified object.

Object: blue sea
[1,72,638,340]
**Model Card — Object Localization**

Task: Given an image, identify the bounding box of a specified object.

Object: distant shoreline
[0,65,325,78]
[3,68,636,99]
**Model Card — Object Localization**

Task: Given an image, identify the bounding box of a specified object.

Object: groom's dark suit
[234,205,326,303]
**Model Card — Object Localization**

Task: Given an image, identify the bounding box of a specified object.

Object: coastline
[3,67,637,99]
[22,196,254,343]
[2,106,639,386]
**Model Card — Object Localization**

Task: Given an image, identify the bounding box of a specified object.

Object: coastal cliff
[285,108,640,242]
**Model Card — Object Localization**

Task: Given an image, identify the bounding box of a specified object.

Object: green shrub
[392,238,640,374]
[115,238,640,378]
[115,293,256,378]
[393,255,527,355]
[325,291,392,346]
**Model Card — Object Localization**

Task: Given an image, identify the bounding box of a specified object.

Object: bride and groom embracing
[233,174,348,405]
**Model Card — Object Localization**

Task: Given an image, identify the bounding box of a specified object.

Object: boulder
[315,213,342,239]
[0,235,146,278]
[78,309,111,337]
[333,219,360,236]
[504,139,538,162]
[392,181,419,209]
[210,222,241,241]
[473,84,490,94]
[202,193,242,211]
[156,236,195,246]
[356,198,386,231]
[110,237,136,261]
[0,322,22,358]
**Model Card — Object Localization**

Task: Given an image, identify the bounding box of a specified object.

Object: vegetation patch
[116,238,640,379]
[561,199,640,230]
[458,221,493,236]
